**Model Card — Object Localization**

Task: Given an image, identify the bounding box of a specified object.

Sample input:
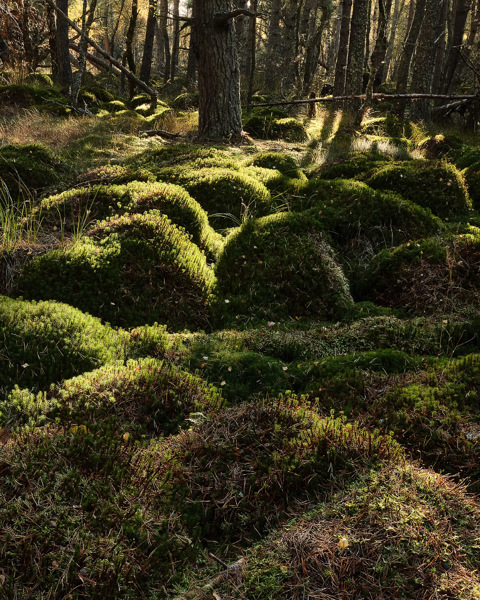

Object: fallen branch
[172,558,245,600]
[44,0,158,108]
[69,42,122,77]
[140,129,183,138]
[251,93,477,108]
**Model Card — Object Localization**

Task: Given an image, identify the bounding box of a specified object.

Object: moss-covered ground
[1,82,480,599]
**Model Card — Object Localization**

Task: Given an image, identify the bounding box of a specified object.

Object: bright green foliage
[213,212,353,325]
[0,296,125,396]
[2,358,223,436]
[0,143,66,194]
[15,212,215,329]
[126,323,170,359]
[244,114,309,141]
[219,463,480,599]
[365,160,471,219]
[312,150,395,180]
[140,143,242,170]
[36,181,222,258]
[359,231,480,316]
[155,166,273,228]
[103,99,128,112]
[82,84,115,102]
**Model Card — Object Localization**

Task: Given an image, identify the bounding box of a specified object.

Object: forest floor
[1,80,480,599]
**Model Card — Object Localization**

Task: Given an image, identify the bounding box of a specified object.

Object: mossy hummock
[14,212,215,329]
[213,212,353,325]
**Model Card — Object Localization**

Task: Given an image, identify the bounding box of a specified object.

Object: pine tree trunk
[56,0,72,89]
[409,0,437,119]
[382,0,401,81]
[443,0,473,93]
[302,2,330,95]
[264,0,282,92]
[171,0,180,81]
[344,0,370,107]
[125,0,138,98]
[431,0,449,94]
[333,0,353,96]
[139,0,157,84]
[195,0,243,140]
[46,3,58,80]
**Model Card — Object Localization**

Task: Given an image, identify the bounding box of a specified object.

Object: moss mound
[365,160,471,219]
[312,150,395,180]
[418,134,464,160]
[37,181,222,258]
[216,463,480,600]
[141,144,241,170]
[171,92,199,110]
[14,212,215,329]
[155,166,272,228]
[0,83,63,107]
[244,114,309,141]
[0,296,124,396]
[213,212,353,325]
[164,400,402,544]
[463,161,480,211]
[3,358,223,436]
[76,164,155,186]
[359,231,480,316]
[361,115,420,138]
[247,151,304,178]
[0,143,65,194]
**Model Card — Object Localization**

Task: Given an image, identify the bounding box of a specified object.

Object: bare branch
[214,9,260,24]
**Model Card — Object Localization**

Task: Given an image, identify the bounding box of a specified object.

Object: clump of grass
[14,212,215,329]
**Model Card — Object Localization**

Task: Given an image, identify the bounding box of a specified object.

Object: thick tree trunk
[451,0,480,91]
[56,0,72,89]
[409,0,437,119]
[344,0,370,108]
[264,0,282,92]
[194,0,243,140]
[139,0,157,85]
[333,0,353,97]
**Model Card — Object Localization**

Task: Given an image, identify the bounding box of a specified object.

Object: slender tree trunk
[372,0,392,87]
[395,0,426,116]
[345,0,370,109]
[139,0,157,84]
[264,0,282,91]
[409,0,437,119]
[56,0,72,89]
[171,0,180,81]
[451,0,480,90]
[72,0,98,104]
[125,0,138,98]
[382,0,401,81]
[303,2,330,95]
[187,3,198,87]
[194,0,243,140]
[333,0,353,97]
[431,0,449,94]
[247,0,258,107]
[236,0,249,82]
[46,3,58,79]
[443,0,473,93]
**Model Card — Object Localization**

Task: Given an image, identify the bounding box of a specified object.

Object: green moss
[359,232,480,316]
[463,161,480,211]
[24,73,54,88]
[14,212,215,329]
[77,164,155,185]
[361,115,418,138]
[418,134,464,160]
[309,150,395,180]
[82,84,115,102]
[2,358,223,436]
[36,181,222,259]
[218,463,480,599]
[0,296,125,396]
[0,83,65,107]
[213,212,353,325]
[243,115,308,142]
[155,166,273,228]
[0,143,66,194]
[171,92,199,110]
[365,160,471,220]
[103,99,127,113]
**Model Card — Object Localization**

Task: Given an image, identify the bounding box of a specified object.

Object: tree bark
[194,0,243,140]
[333,0,354,97]
[264,0,282,92]
[46,2,58,79]
[55,0,72,89]
[409,0,437,119]
[431,0,449,94]
[171,0,180,81]
[443,0,473,93]
[125,0,138,98]
[345,0,370,108]
[395,0,426,116]
[302,1,331,95]
[139,0,157,85]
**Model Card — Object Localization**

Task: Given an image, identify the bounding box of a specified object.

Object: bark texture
[333,0,353,97]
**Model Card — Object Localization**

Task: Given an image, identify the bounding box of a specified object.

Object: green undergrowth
[244,113,309,142]
[14,212,215,329]
[213,212,353,326]
[211,463,480,600]
[35,181,222,258]
[3,358,223,437]
[365,160,471,220]
[360,230,480,317]
[0,296,125,396]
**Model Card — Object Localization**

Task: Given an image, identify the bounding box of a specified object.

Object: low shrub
[14,212,215,329]
[365,160,471,220]
[0,296,125,396]
[213,212,353,325]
